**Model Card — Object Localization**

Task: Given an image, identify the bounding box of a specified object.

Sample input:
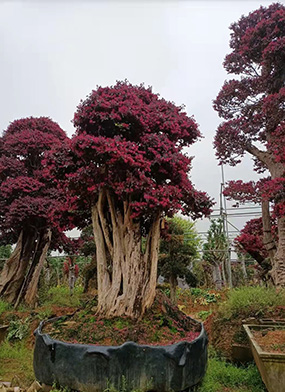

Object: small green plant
[7,318,29,341]
[36,305,53,320]
[270,342,285,352]
[188,288,221,305]
[218,286,285,320]
[190,287,205,297]
[204,292,220,304]
[50,383,72,392]
[197,310,212,321]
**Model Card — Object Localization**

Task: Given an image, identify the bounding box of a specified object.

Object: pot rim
[35,313,207,349]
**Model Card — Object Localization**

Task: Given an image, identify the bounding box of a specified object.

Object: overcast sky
[0,0,278,238]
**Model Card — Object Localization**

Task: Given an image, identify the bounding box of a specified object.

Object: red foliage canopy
[223,177,285,217]
[235,217,277,267]
[0,117,71,249]
[235,218,268,263]
[51,81,213,227]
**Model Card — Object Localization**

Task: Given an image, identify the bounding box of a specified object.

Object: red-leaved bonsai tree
[51,81,213,319]
[214,3,285,286]
[234,217,277,281]
[0,117,70,306]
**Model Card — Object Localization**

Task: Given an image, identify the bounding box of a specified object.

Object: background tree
[0,117,70,306]
[159,216,200,303]
[214,3,285,286]
[79,225,97,293]
[0,245,12,272]
[0,245,12,261]
[50,81,213,318]
[202,219,228,290]
[63,257,79,296]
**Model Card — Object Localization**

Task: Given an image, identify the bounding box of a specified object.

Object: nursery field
[1,3,285,392]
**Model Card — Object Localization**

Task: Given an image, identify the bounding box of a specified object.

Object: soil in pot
[253,328,285,353]
[43,291,201,346]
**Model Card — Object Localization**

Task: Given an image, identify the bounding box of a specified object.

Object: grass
[0,340,34,386]
[43,285,84,307]
[198,355,266,392]
[218,286,285,320]
[0,299,11,316]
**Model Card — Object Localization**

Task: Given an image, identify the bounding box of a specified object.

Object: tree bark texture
[226,248,233,288]
[24,228,52,307]
[212,264,222,290]
[169,275,177,304]
[240,256,248,280]
[0,231,35,303]
[14,230,45,308]
[245,146,285,287]
[221,259,226,285]
[91,189,161,319]
[261,200,276,266]
[271,216,285,287]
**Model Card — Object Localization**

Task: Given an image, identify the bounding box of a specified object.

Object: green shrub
[218,286,285,320]
[7,318,29,341]
[44,285,84,307]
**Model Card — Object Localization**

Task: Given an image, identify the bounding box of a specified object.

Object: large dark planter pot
[34,317,208,392]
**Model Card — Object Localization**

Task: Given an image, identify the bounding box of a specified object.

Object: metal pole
[221,165,233,288]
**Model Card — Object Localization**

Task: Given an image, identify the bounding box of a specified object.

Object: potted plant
[35,81,212,391]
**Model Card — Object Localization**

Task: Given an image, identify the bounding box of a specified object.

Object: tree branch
[98,189,113,258]
[246,143,271,167]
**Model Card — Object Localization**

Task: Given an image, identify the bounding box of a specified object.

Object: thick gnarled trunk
[0,228,52,306]
[0,231,35,303]
[91,190,161,319]
[24,228,52,307]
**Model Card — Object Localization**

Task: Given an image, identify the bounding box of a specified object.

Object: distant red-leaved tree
[49,81,213,318]
[0,117,71,306]
[214,3,285,286]
[234,218,278,281]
